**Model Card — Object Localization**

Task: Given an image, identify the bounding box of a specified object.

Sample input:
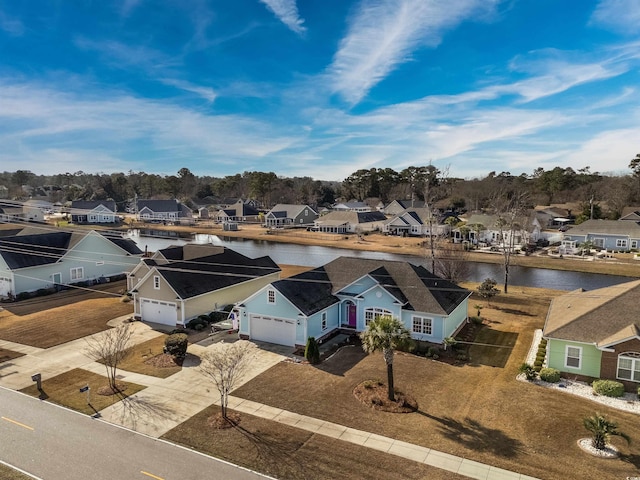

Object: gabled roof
[316,211,386,225]
[544,280,640,347]
[0,232,72,269]
[0,230,142,270]
[70,200,116,213]
[565,219,640,236]
[152,247,280,299]
[267,204,316,218]
[137,199,181,213]
[273,257,470,316]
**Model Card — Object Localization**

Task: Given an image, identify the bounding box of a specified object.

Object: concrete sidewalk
[0,319,539,480]
[227,395,539,480]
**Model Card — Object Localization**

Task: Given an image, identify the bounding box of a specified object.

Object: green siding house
[543,280,640,391]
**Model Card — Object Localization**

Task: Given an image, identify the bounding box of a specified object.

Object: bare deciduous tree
[200,341,257,420]
[434,241,470,283]
[84,323,133,394]
[492,191,529,293]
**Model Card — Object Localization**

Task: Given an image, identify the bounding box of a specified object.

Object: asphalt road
[0,388,269,480]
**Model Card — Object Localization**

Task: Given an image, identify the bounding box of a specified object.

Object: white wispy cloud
[74,37,180,70]
[0,78,297,175]
[0,9,24,36]
[328,0,498,105]
[159,78,217,103]
[590,0,640,35]
[259,0,306,34]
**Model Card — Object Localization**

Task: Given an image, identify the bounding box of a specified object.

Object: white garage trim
[249,314,296,347]
[140,298,177,326]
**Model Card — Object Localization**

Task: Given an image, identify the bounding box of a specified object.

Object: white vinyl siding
[565,345,582,369]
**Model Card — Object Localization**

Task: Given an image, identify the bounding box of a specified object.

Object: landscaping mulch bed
[116,335,183,378]
[353,380,418,413]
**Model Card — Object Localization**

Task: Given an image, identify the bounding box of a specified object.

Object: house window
[267,289,276,304]
[592,238,605,248]
[364,307,392,326]
[565,345,582,369]
[153,276,161,290]
[321,312,327,331]
[70,267,84,281]
[632,240,638,249]
[412,316,432,335]
[617,353,640,382]
[616,239,628,248]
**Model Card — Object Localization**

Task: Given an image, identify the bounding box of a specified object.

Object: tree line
[3,155,640,217]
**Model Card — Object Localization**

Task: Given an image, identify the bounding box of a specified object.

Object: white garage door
[250,315,296,346]
[140,298,177,326]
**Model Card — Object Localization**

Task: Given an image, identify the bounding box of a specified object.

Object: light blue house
[0,229,142,299]
[563,219,640,251]
[236,257,471,348]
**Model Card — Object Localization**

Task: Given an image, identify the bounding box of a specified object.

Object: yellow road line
[1,416,34,431]
[141,471,164,480]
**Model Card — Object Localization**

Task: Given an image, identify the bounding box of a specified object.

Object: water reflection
[127,231,636,291]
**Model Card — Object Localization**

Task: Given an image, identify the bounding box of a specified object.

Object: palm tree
[360,315,413,401]
[583,413,631,451]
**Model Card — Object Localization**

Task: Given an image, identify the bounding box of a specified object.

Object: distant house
[332,201,371,212]
[619,210,640,222]
[70,200,117,224]
[129,244,280,327]
[384,208,451,237]
[454,213,540,246]
[214,199,261,223]
[236,257,471,348]
[314,211,387,234]
[264,204,318,228]
[543,280,640,391]
[0,230,142,299]
[563,219,640,251]
[384,199,426,216]
[534,206,573,228]
[0,185,8,199]
[136,199,193,222]
[0,200,45,223]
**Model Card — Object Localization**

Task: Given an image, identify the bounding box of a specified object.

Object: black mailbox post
[31,373,42,390]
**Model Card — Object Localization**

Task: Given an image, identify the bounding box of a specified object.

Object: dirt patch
[353,380,418,413]
[96,383,129,396]
[207,412,241,429]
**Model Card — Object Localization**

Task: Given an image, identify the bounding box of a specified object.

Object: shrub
[592,379,625,398]
[456,353,468,362]
[164,333,188,358]
[426,347,437,358]
[539,368,561,383]
[519,363,537,381]
[470,315,483,325]
[304,337,320,364]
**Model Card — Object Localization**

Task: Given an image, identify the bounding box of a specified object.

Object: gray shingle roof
[273,257,470,316]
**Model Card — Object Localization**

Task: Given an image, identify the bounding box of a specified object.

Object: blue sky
[1,0,639,181]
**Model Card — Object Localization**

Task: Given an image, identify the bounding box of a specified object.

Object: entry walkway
[227,395,539,480]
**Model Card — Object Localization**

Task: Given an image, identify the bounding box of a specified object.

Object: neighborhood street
[0,386,270,480]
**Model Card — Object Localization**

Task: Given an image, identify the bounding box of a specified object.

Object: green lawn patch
[19,368,145,415]
[162,404,467,480]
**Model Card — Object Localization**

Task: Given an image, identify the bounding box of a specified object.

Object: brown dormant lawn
[20,368,145,415]
[117,335,183,378]
[163,404,469,480]
[0,297,133,348]
[231,286,640,480]
[0,347,24,363]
